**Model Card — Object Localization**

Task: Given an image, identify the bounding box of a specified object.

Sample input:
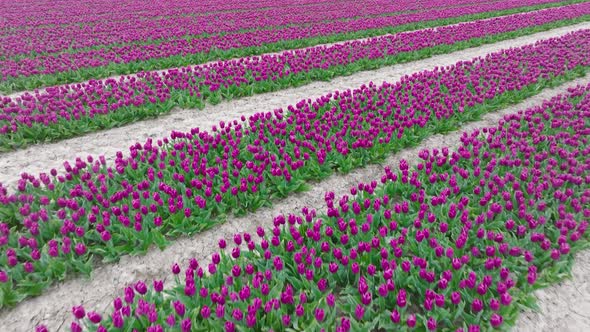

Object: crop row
[2,0,408,32]
[47,82,590,332]
[1,0,585,92]
[1,0,492,57]
[2,6,590,151]
[1,0,326,29]
[1,29,590,307]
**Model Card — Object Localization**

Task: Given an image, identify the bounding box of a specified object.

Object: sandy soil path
[514,250,590,332]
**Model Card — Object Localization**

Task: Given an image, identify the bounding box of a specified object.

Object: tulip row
[1,0,585,92]
[2,6,590,151]
[47,81,590,332]
[1,29,590,307]
[0,0,510,56]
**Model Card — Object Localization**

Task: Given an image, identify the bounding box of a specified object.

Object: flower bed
[0,29,590,307]
[2,6,590,150]
[54,81,590,332]
[0,0,514,56]
[1,0,584,92]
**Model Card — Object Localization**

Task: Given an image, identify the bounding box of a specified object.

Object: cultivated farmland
[0,1,589,331]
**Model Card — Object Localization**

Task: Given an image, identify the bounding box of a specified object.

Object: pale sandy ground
[1,24,590,332]
[515,250,590,332]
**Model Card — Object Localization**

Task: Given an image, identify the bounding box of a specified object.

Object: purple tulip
[171,263,181,275]
[74,243,86,255]
[224,321,235,332]
[490,313,504,328]
[282,314,291,326]
[153,280,164,292]
[201,305,211,319]
[427,317,437,331]
[181,318,191,332]
[112,312,124,328]
[314,308,325,322]
[295,304,304,317]
[397,289,407,307]
[166,314,176,327]
[72,305,85,319]
[471,298,483,312]
[87,311,102,324]
[70,322,82,332]
[173,301,185,317]
[354,304,364,320]
[134,281,147,295]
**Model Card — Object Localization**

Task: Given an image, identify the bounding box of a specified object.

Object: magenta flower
[246,313,256,328]
[112,312,124,328]
[427,317,437,331]
[184,282,196,296]
[216,304,225,318]
[153,280,164,292]
[471,298,483,312]
[74,243,87,256]
[100,231,111,242]
[201,305,211,319]
[134,281,147,295]
[397,289,407,307]
[166,314,176,327]
[72,305,85,319]
[295,304,304,317]
[87,311,102,324]
[173,301,185,317]
[113,298,122,311]
[70,322,82,332]
[354,304,365,320]
[218,239,227,249]
[282,314,291,326]
[233,234,242,245]
[232,247,241,259]
[225,321,235,332]
[181,318,191,332]
[489,298,500,311]
[490,313,503,328]
[171,263,181,275]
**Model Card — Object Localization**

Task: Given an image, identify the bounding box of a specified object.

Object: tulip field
[1,0,590,331]
[2,0,588,93]
[4,1,590,150]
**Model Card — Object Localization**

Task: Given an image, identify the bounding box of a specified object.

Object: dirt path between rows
[515,250,590,331]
